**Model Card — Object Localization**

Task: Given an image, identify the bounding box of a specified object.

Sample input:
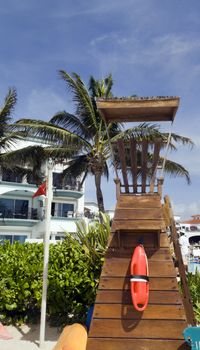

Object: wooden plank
[114,208,163,220]
[117,201,162,209]
[101,259,176,277]
[160,232,170,248]
[106,247,171,260]
[117,139,129,193]
[108,231,159,248]
[99,277,178,291]
[130,139,137,193]
[108,231,169,249]
[141,140,148,193]
[93,304,186,320]
[87,338,189,350]
[112,219,165,231]
[117,194,161,208]
[150,141,162,193]
[89,319,186,339]
[96,290,183,304]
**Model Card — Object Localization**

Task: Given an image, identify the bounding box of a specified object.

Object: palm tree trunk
[94,172,105,213]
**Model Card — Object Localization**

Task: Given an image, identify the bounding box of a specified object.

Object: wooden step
[117,194,161,208]
[89,319,187,339]
[87,338,189,350]
[99,277,178,291]
[106,247,171,259]
[112,219,165,231]
[93,304,186,320]
[108,232,169,248]
[96,290,183,304]
[101,259,176,278]
[114,208,163,220]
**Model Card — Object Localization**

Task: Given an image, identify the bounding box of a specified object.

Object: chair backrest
[114,138,162,194]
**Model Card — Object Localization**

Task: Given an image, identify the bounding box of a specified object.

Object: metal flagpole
[39,159,53,349]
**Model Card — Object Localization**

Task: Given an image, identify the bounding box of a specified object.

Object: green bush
[0,216,110,325]
[187,270,200,323]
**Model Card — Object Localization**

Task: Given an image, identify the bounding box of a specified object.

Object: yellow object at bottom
[52,323,87,350]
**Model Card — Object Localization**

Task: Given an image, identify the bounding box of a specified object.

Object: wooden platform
[86,195,189,350]
[112,194,165,231]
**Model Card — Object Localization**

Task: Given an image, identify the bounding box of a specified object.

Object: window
[51,202,74,217]
[53,172,80,190]
[53,173,62,189]
[2,169,23,183]
[0,234,27,244]
[0,199,28,219]
[26,173,38,185]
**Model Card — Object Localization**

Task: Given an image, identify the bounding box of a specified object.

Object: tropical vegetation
[4,71,193,212]
[187,270,200,323]
[1,225,200,325]
[0,215,110,325]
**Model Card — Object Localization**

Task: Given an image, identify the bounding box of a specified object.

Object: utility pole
[39,159,53,348]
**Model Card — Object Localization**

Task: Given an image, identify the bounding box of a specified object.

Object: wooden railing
[163,195,196,326]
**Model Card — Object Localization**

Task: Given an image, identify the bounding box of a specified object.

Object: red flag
[32,182,46,198]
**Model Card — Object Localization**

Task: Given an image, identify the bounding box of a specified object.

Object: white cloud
[173,200,200,220]
[51,0,139,19]
[89,32,200,68]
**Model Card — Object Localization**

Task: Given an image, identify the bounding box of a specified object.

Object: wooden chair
[113,138,162,195]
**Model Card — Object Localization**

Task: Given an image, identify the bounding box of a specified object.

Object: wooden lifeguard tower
[86,97,195,350]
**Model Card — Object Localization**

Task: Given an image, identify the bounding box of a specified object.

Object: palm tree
[0,88,18,153]
[9,71,193,212]
[0,88,46,183]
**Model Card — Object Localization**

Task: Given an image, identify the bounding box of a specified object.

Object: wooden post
[157,177,164,197]
[114,178,121,200]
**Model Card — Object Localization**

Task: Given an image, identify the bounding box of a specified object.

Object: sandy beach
[0,323,59,350]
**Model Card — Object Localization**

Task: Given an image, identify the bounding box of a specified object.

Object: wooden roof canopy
[96,96,180,123]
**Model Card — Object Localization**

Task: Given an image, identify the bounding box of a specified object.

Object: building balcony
[0,208,38,221]
[51,210,84,219]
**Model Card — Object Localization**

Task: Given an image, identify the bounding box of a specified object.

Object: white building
[0,138,85,243]
[84,201,114,220]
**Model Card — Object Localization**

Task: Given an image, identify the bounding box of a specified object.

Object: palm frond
[103,161,109,180]
[0,131,27,152]
[88,76,99,100]
[43,145,83,160]
[62,154,90,179]
[0,145,46,167]
[162,158,191,184]
[105,121,124,138]
[11,119,91,149]
[110,123,163,143]
[104,74,113,98]
[50,111,92,139]
[59,70,98,133]
[0,164,42,184]
[166,132,194,149]
[0,88,17,124]
[0,146,46,184]
[74,214,110,264]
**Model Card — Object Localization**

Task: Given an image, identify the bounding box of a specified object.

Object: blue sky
[0,0,200,219]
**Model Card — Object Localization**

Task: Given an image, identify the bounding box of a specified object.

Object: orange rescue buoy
[130,244,149,312]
